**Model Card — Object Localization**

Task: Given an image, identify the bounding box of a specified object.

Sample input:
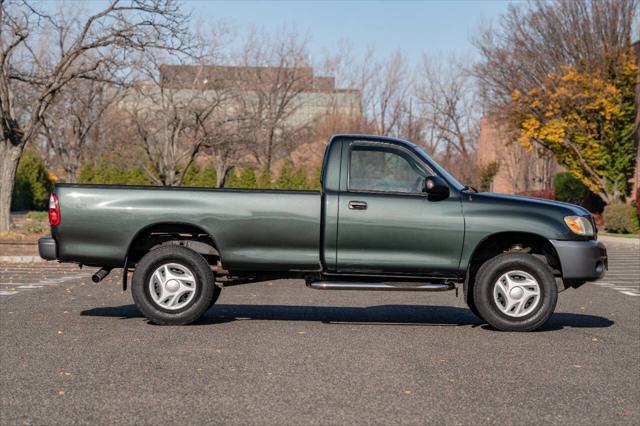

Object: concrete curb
[598,235,640,247]
[0,256,47,263]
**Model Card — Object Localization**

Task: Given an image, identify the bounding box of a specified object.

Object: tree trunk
[265,139,273,172]
[65,166,78,184]
[215,157,233,188]
[0,141,24,231]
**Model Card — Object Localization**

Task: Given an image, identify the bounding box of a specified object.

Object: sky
[186,0,520,63]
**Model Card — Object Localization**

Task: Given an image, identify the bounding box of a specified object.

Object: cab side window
[349,146,426,193]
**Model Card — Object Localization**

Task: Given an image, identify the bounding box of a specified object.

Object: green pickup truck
[39,134,607,331]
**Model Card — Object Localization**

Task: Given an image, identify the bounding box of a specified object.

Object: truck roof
[329,134,418,149]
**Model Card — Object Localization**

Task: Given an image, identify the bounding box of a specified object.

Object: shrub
[553,172,605,212]
[553,173,589,205]
[77,162,151,185]
[237,169,257,188]
[275,159,296,189]
[291,166,310,190]
[275,160,325,190]
[275,159,312,190]
[308,165,322,190]
[225,164,321,191]
[183,164,217,187]
[256,168,273,189]
[479,162,499,192]
[636,187,640,218]
[603,202,640,234]
[226,168,264,189]
[11,151,52,211]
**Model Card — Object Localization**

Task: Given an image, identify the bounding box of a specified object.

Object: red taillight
[49,193,61,226]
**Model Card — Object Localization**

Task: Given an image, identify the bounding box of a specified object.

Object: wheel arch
[125,221,222,266]
[463,231,562,307]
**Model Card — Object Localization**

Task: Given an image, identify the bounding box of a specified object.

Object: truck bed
[53,184,322,271]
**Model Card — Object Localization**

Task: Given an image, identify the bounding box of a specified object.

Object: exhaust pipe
[92,267,112,283]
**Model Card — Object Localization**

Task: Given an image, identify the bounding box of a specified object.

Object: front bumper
[550,239,607,281]
[38,237,57,261]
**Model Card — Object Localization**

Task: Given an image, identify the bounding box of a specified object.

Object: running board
[306,281,455,291]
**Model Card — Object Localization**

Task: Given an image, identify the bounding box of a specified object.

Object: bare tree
[124,23,239,187]
[321,45,410,137]
[370,51,410,137]
[125,60,230,186]
[415,56,479,183]
[315,41,371,138]
[237,29,314,170]
[198,121,246,188]
[190,76,247,188]
[474,0,637,111]
[39,76,122,182]
[0,0,190,230]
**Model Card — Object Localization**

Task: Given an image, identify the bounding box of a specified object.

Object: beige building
[158,64,361,127]
[476,115,559,194]
[158,64,362,170]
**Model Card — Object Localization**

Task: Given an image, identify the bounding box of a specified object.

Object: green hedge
[225,161,320,190]
[11,151,52,211]
[77,162,151,185]
[76,158,322,191]
[225,168,258,188]
[183,164,217,187]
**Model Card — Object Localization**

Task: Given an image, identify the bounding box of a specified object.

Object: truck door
[335,141,464,276]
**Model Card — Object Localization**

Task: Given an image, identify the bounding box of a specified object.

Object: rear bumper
[38,237,57,261]
[550,239,607,281]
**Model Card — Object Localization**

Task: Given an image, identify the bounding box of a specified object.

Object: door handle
[348,200,368,210]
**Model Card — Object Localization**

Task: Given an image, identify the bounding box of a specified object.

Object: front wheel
[473,253,557,332]
[132,246,219,325]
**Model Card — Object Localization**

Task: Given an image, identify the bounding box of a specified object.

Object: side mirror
[423,176,450,198]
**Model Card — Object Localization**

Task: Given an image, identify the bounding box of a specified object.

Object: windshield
[411,144,466,192]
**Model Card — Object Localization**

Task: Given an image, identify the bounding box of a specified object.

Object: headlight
[564,216,594,236]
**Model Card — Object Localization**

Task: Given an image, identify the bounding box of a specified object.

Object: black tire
[132,246,217,325]
[473,253,557,332]
[465,291,484,320]
[208,284,222,310]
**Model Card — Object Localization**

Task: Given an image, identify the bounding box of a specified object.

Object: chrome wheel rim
[148,263,197,310]
[492,270,541,318]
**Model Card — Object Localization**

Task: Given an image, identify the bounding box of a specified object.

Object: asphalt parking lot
[1,237,638,425]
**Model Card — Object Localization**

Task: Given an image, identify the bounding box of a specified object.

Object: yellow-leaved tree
[511,51,637,203]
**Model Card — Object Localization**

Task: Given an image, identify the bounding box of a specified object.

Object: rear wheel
[465,292,484,320]
[132,246,218,325]
[473,253,557,332]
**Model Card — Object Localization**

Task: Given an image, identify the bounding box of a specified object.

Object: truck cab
[320,135,465,277]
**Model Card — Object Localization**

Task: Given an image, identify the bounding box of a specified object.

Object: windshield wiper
[462,185,479,193]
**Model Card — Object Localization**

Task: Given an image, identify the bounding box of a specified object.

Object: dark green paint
[54,187,322,271]
[52,134,592,280]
